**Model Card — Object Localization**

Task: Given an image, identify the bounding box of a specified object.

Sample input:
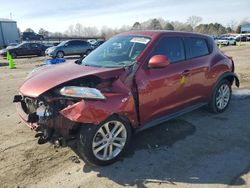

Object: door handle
[181,70,191,76]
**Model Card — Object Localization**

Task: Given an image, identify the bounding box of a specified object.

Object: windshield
[58,41,68,46]
[81,35,150,68]
[16,42,26,48]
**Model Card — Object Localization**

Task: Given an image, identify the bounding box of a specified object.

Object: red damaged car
[14,31,239,165]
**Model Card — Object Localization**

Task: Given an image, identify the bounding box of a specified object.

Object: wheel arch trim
[217,72,240,88]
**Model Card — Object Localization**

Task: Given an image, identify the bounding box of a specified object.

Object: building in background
[241,23,250,33]
[0,19,19,48]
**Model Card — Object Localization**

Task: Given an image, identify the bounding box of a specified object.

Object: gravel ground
[0,43,250,188]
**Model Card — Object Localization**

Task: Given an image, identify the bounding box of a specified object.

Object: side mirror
[64,43,68,47]
[148,55,170,68]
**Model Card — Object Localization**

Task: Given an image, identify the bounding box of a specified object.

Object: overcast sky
[0,0,249,32]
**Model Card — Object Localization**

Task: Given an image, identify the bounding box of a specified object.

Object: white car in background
[214,37,229,45]
[224,37,236,45]
[214,37,236,46]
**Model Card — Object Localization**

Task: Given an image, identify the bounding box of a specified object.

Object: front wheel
[56,51,64,58]
[10,52,17,59]
[39,51,45,56]
[208,79,232,113]
[77,116,131,166]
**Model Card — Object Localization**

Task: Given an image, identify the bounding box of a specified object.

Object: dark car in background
[92,40,105,49]
[45,40,93,58]
[0,42,48,58]
[21,32,44,41]
[236,35,250,42]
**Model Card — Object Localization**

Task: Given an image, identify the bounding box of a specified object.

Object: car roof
[118,30,212,40]
[20,42,43,45]
[66,39,86,42]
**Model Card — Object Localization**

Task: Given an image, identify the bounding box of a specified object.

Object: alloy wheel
[57,52,64,58]
[216,84,230,110]
[92,121,127,161]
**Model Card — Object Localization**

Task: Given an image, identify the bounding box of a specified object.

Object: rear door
[30,43,41,55]
[76,41,89,55]
[182,37,211,102]
[135,36,193,124]
[79,41,90,55]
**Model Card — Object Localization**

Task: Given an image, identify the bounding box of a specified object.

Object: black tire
[56,51,64,58]
[10,52,17,59]
[77,116,132,166]
[208,79,232,113]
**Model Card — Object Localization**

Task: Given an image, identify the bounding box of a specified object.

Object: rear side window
[152,37,185,63]
[21,43,30,48]
[68,41,78,45]
[184,38,209,59]
[30,43,39,48]
[78,41,89,46]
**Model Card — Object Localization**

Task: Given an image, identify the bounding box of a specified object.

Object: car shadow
[70,119,202,185]
[69,111,249,187]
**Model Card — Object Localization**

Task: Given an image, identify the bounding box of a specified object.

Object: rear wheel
[208,79,232,113]
[77,116,131,166]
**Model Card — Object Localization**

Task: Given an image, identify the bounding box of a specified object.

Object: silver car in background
[45,40,93,58]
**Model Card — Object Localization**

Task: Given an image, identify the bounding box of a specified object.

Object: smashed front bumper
[14,95,76,139]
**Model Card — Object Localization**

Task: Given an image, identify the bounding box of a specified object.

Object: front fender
[59,92,138,128]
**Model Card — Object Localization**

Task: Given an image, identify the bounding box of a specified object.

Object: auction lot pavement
[0,44,250,188]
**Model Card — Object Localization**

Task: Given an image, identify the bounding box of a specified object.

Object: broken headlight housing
[59,86,106,100]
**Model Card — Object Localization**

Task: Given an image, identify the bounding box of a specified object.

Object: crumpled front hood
[19,61,124,98]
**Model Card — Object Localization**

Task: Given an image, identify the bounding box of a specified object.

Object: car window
[30,43,39,48]
[184,37,209,59]
[152,37,185,63]
[81,35,150,68]
[78,41,88,46]
[67,41,76,46]
[21,43,30,48]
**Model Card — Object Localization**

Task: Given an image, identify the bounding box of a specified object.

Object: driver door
[135,36,193,124]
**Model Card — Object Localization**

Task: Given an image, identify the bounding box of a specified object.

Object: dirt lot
[0,43,250,188]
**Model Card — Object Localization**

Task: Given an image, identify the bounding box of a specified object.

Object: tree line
[23,16,249,39]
